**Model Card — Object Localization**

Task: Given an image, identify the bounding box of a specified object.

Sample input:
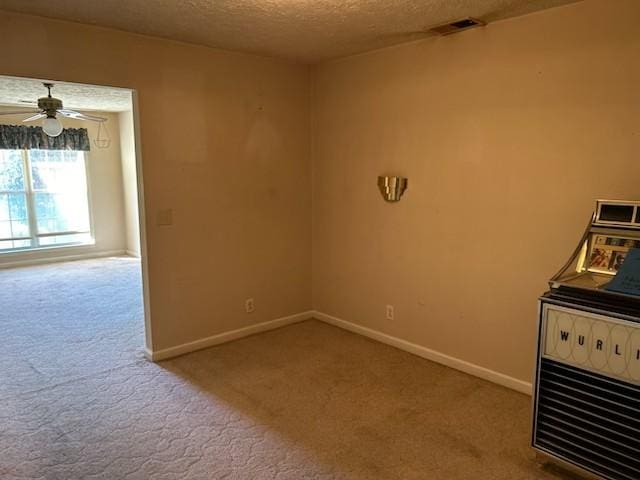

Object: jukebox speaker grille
[534,358,640,480]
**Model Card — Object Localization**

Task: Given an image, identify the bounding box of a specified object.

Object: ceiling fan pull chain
[94,121,111,149]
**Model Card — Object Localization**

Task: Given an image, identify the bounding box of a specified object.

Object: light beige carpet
[0,260,576,479]
[0,257,144,398]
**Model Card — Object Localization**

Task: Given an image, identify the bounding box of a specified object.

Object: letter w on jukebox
[533,200,640,480]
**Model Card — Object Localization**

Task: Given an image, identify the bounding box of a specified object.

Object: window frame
[0,148,95,252]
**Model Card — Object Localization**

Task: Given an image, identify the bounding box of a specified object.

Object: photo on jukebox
[533,199,640,480]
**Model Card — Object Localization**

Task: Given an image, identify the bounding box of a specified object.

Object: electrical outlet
[386,304,394,321]
[245,298,255,313]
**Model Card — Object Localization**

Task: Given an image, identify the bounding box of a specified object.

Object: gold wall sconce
[378,176,407,202]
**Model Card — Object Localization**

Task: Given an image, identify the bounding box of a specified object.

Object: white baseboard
[313,311,533,395]
[145,311,314,361]
[125,250,141,258]
[144,308,532,395]
[0,249,127,269]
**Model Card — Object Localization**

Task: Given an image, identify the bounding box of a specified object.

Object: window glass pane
[0,193,9,222]
[30,150,86,192]
[29,150,91,236]
[35,192,90,234]
[0,150,25,191]
[0,193,29,239]
[0,220,10,238]
[0,239,32,250]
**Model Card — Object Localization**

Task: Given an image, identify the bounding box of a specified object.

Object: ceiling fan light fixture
[42,116,63,137]
[0,83,108,131]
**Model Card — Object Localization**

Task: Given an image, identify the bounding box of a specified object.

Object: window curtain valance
[0,124,91,151]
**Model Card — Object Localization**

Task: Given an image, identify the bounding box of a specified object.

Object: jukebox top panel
[550,200,640,297]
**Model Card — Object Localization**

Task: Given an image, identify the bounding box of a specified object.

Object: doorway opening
[0,75,151,396]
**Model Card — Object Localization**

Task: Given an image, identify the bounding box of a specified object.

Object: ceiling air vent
[429,17,486,36]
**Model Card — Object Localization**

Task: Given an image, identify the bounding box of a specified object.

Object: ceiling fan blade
[22,113,47,122]
[58,109,106,122]
[0,110,41,116]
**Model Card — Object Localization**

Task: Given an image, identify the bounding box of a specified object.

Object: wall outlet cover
[245,298,255,313]
[386,304,394,321]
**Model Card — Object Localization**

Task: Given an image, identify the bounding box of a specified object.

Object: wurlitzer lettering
[557,329,630,359]
[546,309,640,383]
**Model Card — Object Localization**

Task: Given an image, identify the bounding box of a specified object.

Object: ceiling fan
[0,83,106,137]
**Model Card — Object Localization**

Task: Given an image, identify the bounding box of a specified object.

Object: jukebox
[533,200,640,480]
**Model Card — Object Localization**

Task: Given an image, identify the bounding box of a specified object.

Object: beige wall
[118,110,141,257]
[0,108,127,265]
[311,0,640,383]
[0,11,312,351]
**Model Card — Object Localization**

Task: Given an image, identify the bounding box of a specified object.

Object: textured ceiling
[0,76,132,112]
[0,0,582,63]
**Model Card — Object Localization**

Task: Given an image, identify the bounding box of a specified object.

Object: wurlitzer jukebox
[533,200,640,480]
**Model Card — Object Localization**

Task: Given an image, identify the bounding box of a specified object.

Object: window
[0,149,92,252]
